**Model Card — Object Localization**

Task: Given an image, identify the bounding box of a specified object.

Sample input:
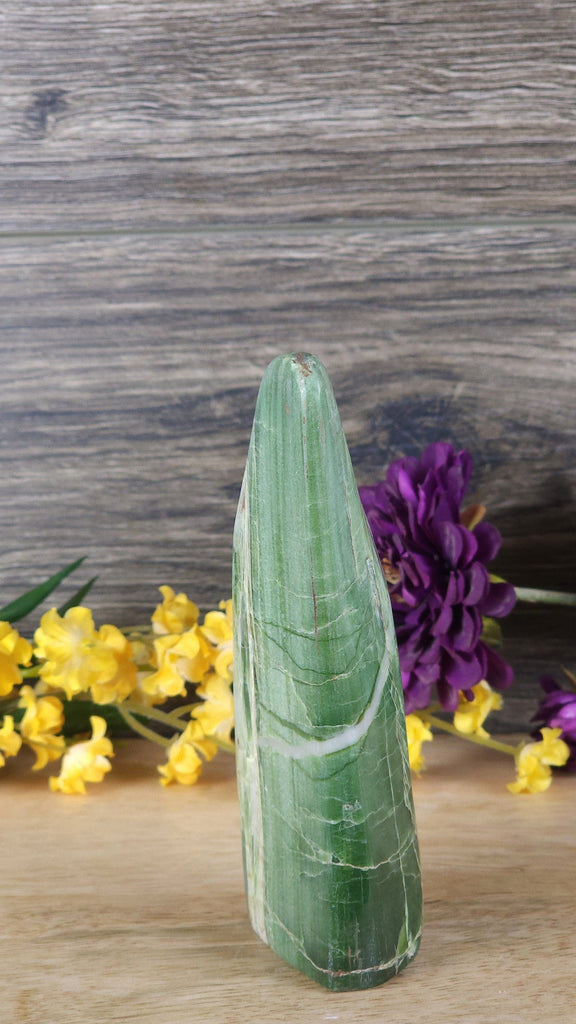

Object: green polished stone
[233,353,422,991]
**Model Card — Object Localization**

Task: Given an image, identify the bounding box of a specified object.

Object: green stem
[120,700,187,733]
[20,665,41,679]
[514,586,576,608]
[167,702,201,721]
[417,711,521,757]
[209,735,236,754]
[117,706,170,748]
[0,697,21,716]
[118,704,234,755]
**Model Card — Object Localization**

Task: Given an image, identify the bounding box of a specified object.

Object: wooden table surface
[2,735,574,1024]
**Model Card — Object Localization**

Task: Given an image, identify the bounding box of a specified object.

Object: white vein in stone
[258,641,390,759]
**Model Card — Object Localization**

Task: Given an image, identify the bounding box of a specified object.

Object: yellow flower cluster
[405,714,433,774]
[0,586,236,794]
[191,600,234,743]
[404,680,571,797]
[18,686,66,769]
[508,728,570,794]
[0,585,571,799]
[158,721,217,787]
[154,594,234,786]
[0,716,21,765]
[0,622,32,696]
[49,717,114,794]
[453,681,503,739]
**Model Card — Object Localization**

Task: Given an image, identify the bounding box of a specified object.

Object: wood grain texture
[1,0,576,229]
[1,736,574,1024]
[1,0,575,732]
[0,224,574,726]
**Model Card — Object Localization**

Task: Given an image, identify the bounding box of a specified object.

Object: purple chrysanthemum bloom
[359,441,516,712]
[532,675,576,772]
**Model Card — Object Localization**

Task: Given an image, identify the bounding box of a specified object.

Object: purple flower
[532,676,576,772]
[359,442,516,712]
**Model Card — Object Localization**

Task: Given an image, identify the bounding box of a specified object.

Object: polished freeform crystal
[233,353,422,990]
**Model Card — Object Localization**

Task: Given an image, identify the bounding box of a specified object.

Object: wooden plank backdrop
[1,1,575,729]
[2,1,576,230]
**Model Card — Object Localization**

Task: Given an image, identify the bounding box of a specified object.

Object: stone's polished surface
[233,353,422,991]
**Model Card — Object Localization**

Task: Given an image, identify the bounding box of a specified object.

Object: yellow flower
[0,715,22,766]
[403,716,430,770]
[158,720,217,787]
[192,673,235,742]
[123,634,158,704]
[18,685,65,769]
[537,726,571,764]
[201,600,233,682]
[49,716,114,794]
[0,621,33,696]
[34,607,117,699]
[508,727,570,794]
[89,625,138,704]
[152,585,199,636]
[453,680,503,739]
[141,627,212,702]
[128,633,155,668]
[405,714,433,774]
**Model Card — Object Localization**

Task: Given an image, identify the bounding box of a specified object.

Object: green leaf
[60,699,127,737]
[57,576,98,616]
[0,557,87,624]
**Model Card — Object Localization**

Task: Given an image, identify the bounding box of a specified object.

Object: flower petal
[441,648,484,692]
[438,522,463,566]
[463,563,489,606]
[479,582,516,618]
[472,521,502,563]
[481,642,514,690]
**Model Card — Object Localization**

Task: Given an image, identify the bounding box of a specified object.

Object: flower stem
[165,705,235,754]
[208,735,235,754]
[117,706,170,748]
[0,696,21,715]
[417,711,520,757]
[167,702,201,721]
[119,700,187,733]
[20,666,41,679]
[514,586,576,608]
[118,703,234,754]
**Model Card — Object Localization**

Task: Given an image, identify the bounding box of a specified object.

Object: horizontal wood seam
[1,214,576,242]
